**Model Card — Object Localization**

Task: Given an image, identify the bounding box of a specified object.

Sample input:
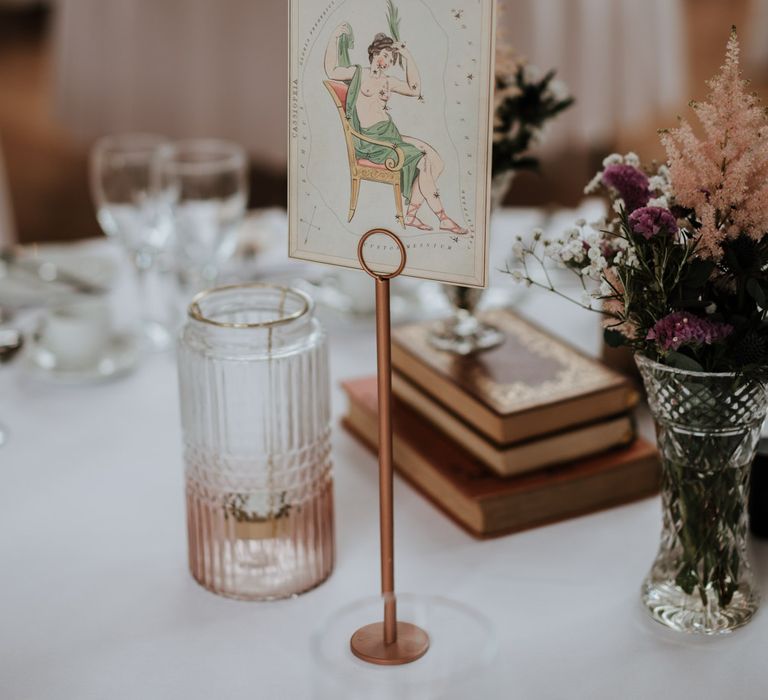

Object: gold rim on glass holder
[188,282,311,329]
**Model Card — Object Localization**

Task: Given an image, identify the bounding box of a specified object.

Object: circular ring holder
[357,228,407,280]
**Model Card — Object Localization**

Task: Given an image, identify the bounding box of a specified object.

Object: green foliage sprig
[492,64,574,177]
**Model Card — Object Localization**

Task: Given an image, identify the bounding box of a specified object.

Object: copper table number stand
[349,228,430,666]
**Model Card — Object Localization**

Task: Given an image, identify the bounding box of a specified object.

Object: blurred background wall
[1,0,767,244]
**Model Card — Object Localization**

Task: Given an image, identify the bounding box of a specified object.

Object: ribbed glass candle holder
[177,283,334,600]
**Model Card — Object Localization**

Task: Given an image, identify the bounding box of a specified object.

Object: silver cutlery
[0,249,108,296]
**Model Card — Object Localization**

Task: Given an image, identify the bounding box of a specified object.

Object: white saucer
[24,332,141,384]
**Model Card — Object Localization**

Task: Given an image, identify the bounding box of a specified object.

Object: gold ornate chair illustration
[324,80,405,229]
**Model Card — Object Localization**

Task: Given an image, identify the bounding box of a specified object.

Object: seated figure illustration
[323,21,468,235]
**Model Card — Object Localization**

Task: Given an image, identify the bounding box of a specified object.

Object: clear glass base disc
[428,321,505,356]
[311,594,497,699]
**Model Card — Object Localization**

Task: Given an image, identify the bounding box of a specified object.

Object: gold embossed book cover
[288,0,496,287]
[392,309,639,444]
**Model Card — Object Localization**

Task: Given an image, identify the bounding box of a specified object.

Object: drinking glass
[177,283,334,599]
[153,139,247,299]
[90,133,174,350]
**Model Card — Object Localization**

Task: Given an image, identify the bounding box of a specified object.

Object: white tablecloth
[2,210,768,699]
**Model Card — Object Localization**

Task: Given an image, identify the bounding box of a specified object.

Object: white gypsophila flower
[583,256,607,280]
[587,246,601,261]
[647,196,669,208]
[602,153,623,168]
[511,240,524,259]
[565,227,580,240]
[580,266,591,277]
[624,248,640,267]
[614,250,623,265]
[532,227,544,239]
[545,241,562,258]
[511,270,524,283]
[548,79,570,102]
[584,171,604,195]
[522,64,542,83]
[580,290,593,307]
[575,218,586,227]
[556,80,571,101]
[624,152,640,167]
[705,302,717,314]
[648,175,667,192]
[612,198,625,214]
[567,240,586,263]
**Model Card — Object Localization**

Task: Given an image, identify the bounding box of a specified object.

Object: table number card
[289,0,496,287]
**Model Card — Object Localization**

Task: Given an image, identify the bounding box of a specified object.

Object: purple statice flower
[628,206,679,239]
[646,312,733,352]
[601,164,650,212]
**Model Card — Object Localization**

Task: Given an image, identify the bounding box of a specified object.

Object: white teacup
[37,299,111,371]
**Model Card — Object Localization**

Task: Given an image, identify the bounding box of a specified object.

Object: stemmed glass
[152,139,247,299]
[90,133,174,350]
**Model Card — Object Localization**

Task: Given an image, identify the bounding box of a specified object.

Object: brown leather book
[392,371,635,476]
[392,309,639,445]
[342,377,660,538]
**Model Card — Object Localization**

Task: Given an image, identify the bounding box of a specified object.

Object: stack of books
[342,309,660,537]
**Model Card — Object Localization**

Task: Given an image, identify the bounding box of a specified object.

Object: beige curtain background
[53,0,290,168]
[499,0,686,152]
[747,0,768,71]
[49,0,768,170]
[52,0,690,169]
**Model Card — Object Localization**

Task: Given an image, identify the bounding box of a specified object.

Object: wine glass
[152,139,247,299]
[89,133,174,350]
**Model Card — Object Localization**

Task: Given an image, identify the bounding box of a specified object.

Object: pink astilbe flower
[646,311,733,352]
[661,28,768,261]
[628,206,679,239]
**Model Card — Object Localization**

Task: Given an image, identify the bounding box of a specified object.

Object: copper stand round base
[350,622,430,665]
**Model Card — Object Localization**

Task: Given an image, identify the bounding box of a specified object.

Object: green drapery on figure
[345,65,422,202]
[338,28,354,67]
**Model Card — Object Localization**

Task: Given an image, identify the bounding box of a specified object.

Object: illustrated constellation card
[289,0,496,287]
